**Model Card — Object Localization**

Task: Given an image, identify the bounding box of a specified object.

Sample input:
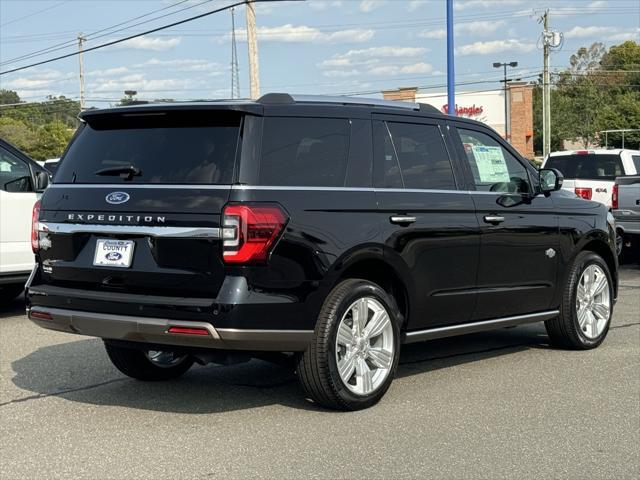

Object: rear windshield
[55,110,241,184]
[545,153,623,180]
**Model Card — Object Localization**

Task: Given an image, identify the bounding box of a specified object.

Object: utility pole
[77,33,86,111]
[230,7,240,99]
[245,0,260,99]
[541,10,551,158]
[493,61,518,143]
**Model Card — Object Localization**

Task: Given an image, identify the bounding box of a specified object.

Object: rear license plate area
[93,239,135,268]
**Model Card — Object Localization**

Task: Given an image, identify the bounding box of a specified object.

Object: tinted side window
[0,147,33,192]
[458,128,531,194]
[373,121,456,190]
[632,155,640,174]
[545,154,624,180]
[259,117,350,187]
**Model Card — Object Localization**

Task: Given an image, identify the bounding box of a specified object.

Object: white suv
[543,149,640,207]
[0,139,49,304]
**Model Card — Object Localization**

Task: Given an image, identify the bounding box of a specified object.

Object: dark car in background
[26,94,618,410]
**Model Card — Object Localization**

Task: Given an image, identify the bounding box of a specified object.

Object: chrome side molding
[39,222,220,239]
[403,310,559,344]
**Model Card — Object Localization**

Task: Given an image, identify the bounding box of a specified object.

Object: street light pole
[446,0,455,115]
[493,61,518,143]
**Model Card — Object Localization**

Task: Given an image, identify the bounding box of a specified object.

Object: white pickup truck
[0,139,49,304]
[543,149,640,207]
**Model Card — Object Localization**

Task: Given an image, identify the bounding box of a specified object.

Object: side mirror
[34,170,50,192]
[539,168,563,194]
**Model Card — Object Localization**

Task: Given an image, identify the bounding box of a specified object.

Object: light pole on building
[493,61,518,143]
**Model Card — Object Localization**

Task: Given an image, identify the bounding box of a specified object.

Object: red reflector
[30,310,52,320]
[167,326,210,336]
[575,150,593,155]
[31,200,41,253]
[612,184,619,209]
[575,187,593,200]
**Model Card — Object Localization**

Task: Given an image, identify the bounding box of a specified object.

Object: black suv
[27,94,618,410]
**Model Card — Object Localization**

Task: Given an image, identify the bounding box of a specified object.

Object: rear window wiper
[94,165,142,180]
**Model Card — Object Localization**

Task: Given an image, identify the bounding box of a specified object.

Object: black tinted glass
[56,111,241,184]
[259,117,350,187]
[632,155,640,173]
[386,122,456,190]
[545,154,624,180]
[0,146,33,192]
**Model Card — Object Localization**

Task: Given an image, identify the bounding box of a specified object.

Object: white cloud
[455,39,535,56]
[565,26,609,38]
[369,62,433,76]
[89,75,188,93]
[308,0,343,10]
[87,66,129,77]
[359,1,385,13]
[608,28,640,42]
[419,20,507,39]
[142,58,225,74]
[320,46,431,77]
[2,68,73,90]
[454,0,525,10]
[220,24,374,44]
[407,1,428,11]
[113,36,181,52]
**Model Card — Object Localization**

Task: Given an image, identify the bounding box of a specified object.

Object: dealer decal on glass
[93,239,135,268]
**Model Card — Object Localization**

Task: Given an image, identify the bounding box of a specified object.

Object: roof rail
[257,92,443,113]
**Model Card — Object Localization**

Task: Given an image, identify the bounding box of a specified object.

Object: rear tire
[545,251,613,349]
[0,284,24,305]
[104,342,194,381]
[297,279,401,411]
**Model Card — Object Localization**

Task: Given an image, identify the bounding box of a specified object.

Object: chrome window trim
[48,183,232,190]
[38,223,220,238]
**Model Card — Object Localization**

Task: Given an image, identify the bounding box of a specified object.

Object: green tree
[0,89,20,105]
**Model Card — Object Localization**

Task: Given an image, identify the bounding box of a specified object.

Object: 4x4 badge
[545,248,556,258]
[105,192,130,205]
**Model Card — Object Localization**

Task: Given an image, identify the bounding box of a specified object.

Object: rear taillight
[612,184,619,209]
[575,187,593,200]
[222,203,288,264]
[31,200,41,253]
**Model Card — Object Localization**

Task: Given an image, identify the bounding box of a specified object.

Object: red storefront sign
[441,104,484,116]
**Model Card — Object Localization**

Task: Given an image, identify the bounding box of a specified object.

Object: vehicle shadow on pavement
[9,323,551,413]
[0,294,26,319]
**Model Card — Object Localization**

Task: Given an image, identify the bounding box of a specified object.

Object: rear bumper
[614,219,640,235]
[27,306,313,352]
[0,271,31,286]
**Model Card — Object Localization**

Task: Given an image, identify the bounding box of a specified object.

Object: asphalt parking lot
[1,266,638,480]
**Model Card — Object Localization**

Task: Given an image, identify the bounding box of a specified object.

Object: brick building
[382,84,534,158]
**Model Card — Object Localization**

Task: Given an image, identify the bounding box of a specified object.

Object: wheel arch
[575,236,619,299]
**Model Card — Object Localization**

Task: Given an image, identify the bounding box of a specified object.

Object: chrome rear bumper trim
[39,223,220,239]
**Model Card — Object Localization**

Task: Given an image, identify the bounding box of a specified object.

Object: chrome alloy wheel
[145,350,188,368]
[576,264,611,339]
[335,297,395,396]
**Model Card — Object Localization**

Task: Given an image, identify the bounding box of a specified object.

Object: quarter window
[259,117,350,187]
[0,147,33,192]
[374,121,456,190]
[458,128,531,194]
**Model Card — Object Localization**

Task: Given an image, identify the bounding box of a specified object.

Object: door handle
[390,215,417,225]
[483,215,505,224]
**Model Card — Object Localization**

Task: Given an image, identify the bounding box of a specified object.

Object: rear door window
[632,155,640,173]
[259,117,350,187]
[55,110,241,184]
[373,121,456,190]
[545,154,624,180]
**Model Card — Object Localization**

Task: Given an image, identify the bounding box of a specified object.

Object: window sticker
[471,145,510,183]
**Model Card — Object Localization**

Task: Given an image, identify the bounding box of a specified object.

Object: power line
[0,0,200,67]
[0,0,256,76]
[0,0,71,28]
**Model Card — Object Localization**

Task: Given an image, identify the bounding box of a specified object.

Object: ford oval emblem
[105,252,122,261]
[105,191,130,205]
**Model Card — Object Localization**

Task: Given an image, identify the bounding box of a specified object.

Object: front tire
[297,279,401,411]
[104,342,194,381]
[545,251,613,349]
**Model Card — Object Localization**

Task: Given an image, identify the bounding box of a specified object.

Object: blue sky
[1,0,639,107]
